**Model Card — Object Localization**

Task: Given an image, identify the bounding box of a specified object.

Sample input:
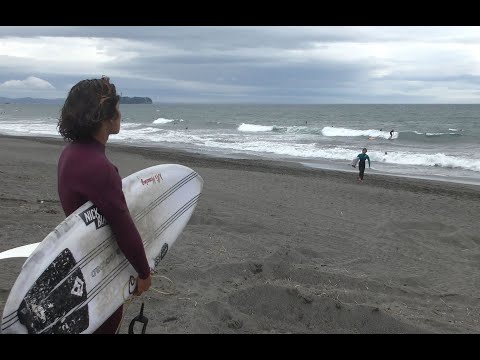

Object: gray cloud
[0,27,479,103]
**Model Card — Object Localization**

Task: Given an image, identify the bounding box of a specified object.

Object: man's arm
[89,165,151,280]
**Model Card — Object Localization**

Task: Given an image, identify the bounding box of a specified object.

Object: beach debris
[163,316,178,323]
[249,263,263,274]
[178,297,197,307]
[227,319,243,329]
[440,298,453,309]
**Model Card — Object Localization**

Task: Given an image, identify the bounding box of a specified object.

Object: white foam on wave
[238,123,274,132]
[0,122,59,137]
[147,132,480,173]
[411,131,460,136]
[120,122,143,129]
[112,126,163,141]
[111,128,207,145]
[321,126,398,139]
[284,126,309,133]
[153,117,183,124]
[0,119,477,173]
[380,151,480,172]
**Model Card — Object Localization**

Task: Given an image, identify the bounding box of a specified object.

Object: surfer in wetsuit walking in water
[57,76,152,334]
[353,148,371,181]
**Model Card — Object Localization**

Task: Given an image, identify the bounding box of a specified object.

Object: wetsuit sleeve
[89,164,151,280]
[367,155,371,167]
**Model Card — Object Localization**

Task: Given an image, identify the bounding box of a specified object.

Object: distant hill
[0,96,153,105]
[119,96,152,104]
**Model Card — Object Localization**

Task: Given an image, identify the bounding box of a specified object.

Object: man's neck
[93,125,109,145]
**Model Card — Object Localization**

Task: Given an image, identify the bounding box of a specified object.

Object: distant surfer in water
[57,76,152,334]
[389,129,394,139]
[353,148,371,181]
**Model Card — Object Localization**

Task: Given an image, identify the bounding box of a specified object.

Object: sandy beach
[1,134,480,334]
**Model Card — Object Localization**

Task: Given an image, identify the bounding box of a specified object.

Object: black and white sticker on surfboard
[17,248,89,334]
[78,205,108,230]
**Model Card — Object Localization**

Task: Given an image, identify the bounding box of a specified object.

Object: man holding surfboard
[57,76,152,334]
[352,148,371,181]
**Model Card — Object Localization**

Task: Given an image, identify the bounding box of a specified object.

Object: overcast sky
[1,26,480,103]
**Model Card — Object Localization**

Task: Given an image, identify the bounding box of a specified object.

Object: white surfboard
[0,243,40,260]
[1,164,203,334]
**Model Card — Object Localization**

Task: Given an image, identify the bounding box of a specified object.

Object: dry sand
[1,135,480,333]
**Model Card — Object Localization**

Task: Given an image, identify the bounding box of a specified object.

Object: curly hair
[58,76,120,142]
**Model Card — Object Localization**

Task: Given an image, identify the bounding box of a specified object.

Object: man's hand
[134,273,152,296]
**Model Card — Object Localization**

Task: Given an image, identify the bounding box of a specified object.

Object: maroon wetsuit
[57,138,150,334]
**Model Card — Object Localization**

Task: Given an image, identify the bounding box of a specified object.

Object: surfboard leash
[128,302,148,334]
[115,271,177,334]
[150,273,176,296]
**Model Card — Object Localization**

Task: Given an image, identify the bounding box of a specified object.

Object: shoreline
[1,134,480,333]
[2,133,479,194]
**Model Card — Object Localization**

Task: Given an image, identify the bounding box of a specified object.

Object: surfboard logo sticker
[154,243,169,267]
[71,277,85,297]
[128,276,136,294]
[140,173,163,186]
[160,243,168,259]
[78,205,108,229]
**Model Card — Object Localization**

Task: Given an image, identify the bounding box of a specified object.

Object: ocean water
[0,104,479,185]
